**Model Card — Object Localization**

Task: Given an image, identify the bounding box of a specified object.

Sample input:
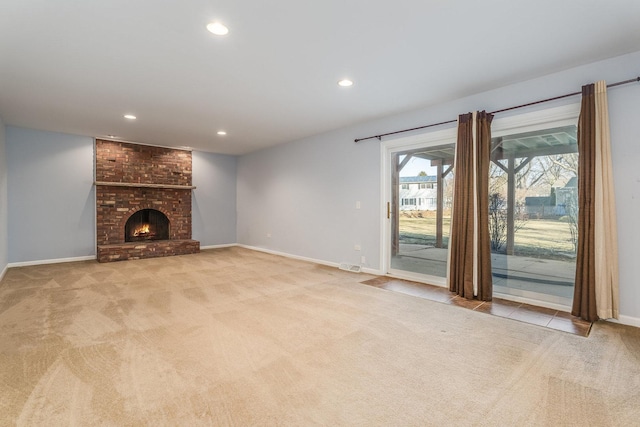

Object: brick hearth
[97,240,200,263]
[95,139,199,262]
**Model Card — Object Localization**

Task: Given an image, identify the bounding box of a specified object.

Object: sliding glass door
[386,139,455,284]
[383,105,579,308]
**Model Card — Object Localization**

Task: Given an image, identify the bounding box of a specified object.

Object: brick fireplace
[95,139,200,262]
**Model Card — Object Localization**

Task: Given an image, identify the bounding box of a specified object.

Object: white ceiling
[1,0,640,155]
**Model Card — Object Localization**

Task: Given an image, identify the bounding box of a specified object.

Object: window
[419,183,434,189]
[401,184,409,190]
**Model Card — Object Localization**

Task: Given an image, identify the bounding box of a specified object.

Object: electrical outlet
[267,233,272,238]
[354,244,361,251]
[356,201,361,209]
[361,256,366,264]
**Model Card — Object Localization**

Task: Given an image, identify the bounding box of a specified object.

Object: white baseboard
[236,244,340,268]
[237,245,385,276]
[0,264,7,283]
[200,243,238,250]
[361,267,384,275]
[8,255,96,268]
[606,315,640,329]
[238,245,387,276]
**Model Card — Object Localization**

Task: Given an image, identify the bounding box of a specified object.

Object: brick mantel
[94,181,196,190]
[95,139,199,262]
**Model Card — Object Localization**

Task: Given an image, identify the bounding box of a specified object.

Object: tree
[489,162,507,195]
[564,190,579,253]
[488,192,528,253]
[517,153,578,193]
[489,193,508,252]
[418,170,427,176]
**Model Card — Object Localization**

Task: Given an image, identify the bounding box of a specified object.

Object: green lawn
[399,214,575,260]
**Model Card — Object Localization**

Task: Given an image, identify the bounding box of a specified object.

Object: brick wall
[95,140,198,261]
[96,140,192,186]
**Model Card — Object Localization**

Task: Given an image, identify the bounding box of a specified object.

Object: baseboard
[0,264,7,283]
[8,255,96,268]
[199,243,238,250]
[606,315,640,329]
[237,245,385,276]
[361,267,384,275]
[236,244,340,268]
[8,246,240,265]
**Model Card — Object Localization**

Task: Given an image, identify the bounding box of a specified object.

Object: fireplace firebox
[125,209,170,242]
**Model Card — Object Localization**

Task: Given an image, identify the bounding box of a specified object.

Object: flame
[133,224,150,237]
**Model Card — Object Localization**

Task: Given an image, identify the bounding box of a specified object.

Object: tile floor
[360,276,592,337]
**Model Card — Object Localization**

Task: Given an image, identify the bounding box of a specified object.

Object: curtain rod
[354,76,640,143]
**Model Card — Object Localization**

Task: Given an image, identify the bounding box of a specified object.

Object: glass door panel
[489,125,577,306]
[389,143,455,280]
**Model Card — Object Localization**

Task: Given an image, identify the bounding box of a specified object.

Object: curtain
[573,85,597,321]
[572,81,619,321]
[448,111,493,301]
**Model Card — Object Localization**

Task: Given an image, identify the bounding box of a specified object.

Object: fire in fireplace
[125,209,170,242]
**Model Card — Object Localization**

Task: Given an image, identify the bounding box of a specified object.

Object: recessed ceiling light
[207,22,229,36]
[338,79,353,87]
[124,114,136,120]
[217,131,227,136]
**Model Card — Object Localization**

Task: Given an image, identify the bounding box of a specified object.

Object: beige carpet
[1,247,639,426]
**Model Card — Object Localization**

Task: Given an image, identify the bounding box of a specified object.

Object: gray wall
[0,116,7,275]
[237,50,640,321]
[192,151,237,247]
[5,129,238,263]
[7,127,95,263]
[608,78,640,323]
[237,128,379,267]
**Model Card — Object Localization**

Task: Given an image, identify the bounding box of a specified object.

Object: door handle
[387,202,390,219]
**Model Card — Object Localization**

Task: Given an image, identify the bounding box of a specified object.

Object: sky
[399,155,436,177]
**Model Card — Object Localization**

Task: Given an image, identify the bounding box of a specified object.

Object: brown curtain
[448,111,493,301]
[572,84,598,321]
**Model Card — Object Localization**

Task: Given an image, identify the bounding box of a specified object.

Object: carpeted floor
[1,247,639,426]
